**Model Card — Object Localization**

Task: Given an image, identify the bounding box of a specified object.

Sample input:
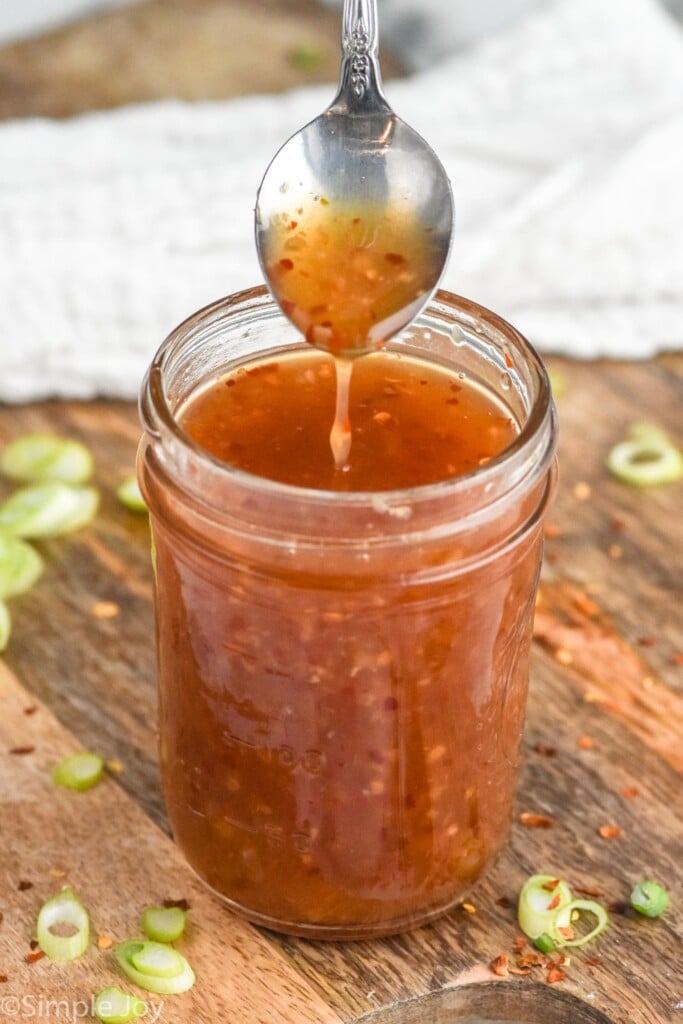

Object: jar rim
[141,285,555,511]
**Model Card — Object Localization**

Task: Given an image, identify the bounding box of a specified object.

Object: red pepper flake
[598,824,622,839]
[608,544,623,560]
[670,653,683,665]
[546,893,562,911]
[384,252,406,265]
[519,811,555,829]
[554,648,573,666]
[23,706,38,716]
[29,939,39,951]
[162,898,190,911]
[288,220,298,230]
[461,902,477,914]
[543,523,562,539]
[25,951,46,965]
[621,786,639,799]
[584,955,604,967]
[533,743,557,757]
[489,953,510,977]
[611,517,626,532]
[97,934,114,950]
[637,636,656,647]
[556,925,575,941]
[577,735,595,750]
[575,885,606,898]
[573,594,600,617]
[513,935,527,954]
[9,746,35,755]
[278,258,295,271]
[17,880,33,891]
[546,965,566,984]
[518,952,545,968]
[542,878,561,892]
[503,348,514,369]
[573,481,591,501]
[0,974,8,982]
[509,966,531,976]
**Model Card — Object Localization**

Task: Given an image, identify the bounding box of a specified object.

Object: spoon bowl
[255,0,454,358]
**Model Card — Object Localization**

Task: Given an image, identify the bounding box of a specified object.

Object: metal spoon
[255,0,454,358]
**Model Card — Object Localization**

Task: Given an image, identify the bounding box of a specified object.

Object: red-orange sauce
[180,349,517,490]
[151,349,536,936]
[262,200,444,356]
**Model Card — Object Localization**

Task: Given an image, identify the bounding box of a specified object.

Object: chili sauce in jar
[139,287,557,939]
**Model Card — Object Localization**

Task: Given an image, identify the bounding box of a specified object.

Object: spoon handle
[337,0,387,111]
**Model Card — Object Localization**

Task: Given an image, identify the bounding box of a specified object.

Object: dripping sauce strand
[330,358,353,472]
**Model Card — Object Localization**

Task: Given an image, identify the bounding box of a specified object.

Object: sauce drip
[180,350,518,491]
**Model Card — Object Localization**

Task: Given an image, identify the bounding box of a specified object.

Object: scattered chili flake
[641,676,655,691]
[278,258,295,271]
[384,252,406,265]
[573,594,600,617]
[319,197,329,206]
[162,898,191,911]
[546,965,566,984]
[598,824,622,839]
[541,878,561,892]
[670,653,683,665]
[17,880,33,891]
[543,523,562,539]
[572,482,591,501]
[584,955,604,967]
[461,902,477,914]
[533,743,557,757]
[106,759,125,774]
[25,951,46,965]
[288,220,298,230]
[583,689,604,704]
[29,939,39,951]
[554,647,574,666]
[611,517,626,531]
[546,893,562,911]
[556,925,575,941]
[48,867,68,878]
[97,934,113,950]
[621,786,639,799]
[575,885,606,898]
[518,952,545,968]
[519,812,555,829]
[637,636,656,647]
[608,544,623,560]
[9,746,35,755]
[503,348,514,369]
[489,953,510,977]
[373,411,394,426]
[0,974,8,983]
[508,967,531,976]
[513,935,527,954]
[23,706,38,716]
[577,735,595,750]
[91,601,120,619]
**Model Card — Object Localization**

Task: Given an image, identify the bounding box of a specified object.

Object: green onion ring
[518,874,573,940]
[94,987,146,1024]
[0,533,44,600]
[0,482,99,538]
[630,879,670,918]
[141,905,187,943]
[607,423,683,487]
[1,434,94,485]
[0,600,11,652]
[552,898,609,946]
[36,887,89,961]
[115,940,196,995]
[116,476,147,514]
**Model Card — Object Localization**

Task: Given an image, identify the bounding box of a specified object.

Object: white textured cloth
[1,0,682,401]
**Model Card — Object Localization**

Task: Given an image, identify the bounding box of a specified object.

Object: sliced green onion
[94,987,146,1024]
[289,44,324,71]
[1,434,94,485]
[0,482,99,538]
[552,898,609,947]
[0,599,10,652]
[115,940,195,995]
[533,932,556,954]
[142,905,186,943]
[0,533,44,599]
[130,941,185,978]
[630,879,670,918]
[53,751,105,792]
[607,423,683,487]
[36,886,89,961]
[518,874,573,940]
[116,476,147,514]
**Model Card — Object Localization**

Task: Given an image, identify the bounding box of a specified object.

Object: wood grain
[0,0,403,121]
[1,354,682,1023]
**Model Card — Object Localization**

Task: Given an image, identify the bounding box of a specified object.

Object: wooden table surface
[0,4,682,1023]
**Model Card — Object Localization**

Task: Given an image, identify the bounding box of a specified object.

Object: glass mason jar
[138,286,557,940]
